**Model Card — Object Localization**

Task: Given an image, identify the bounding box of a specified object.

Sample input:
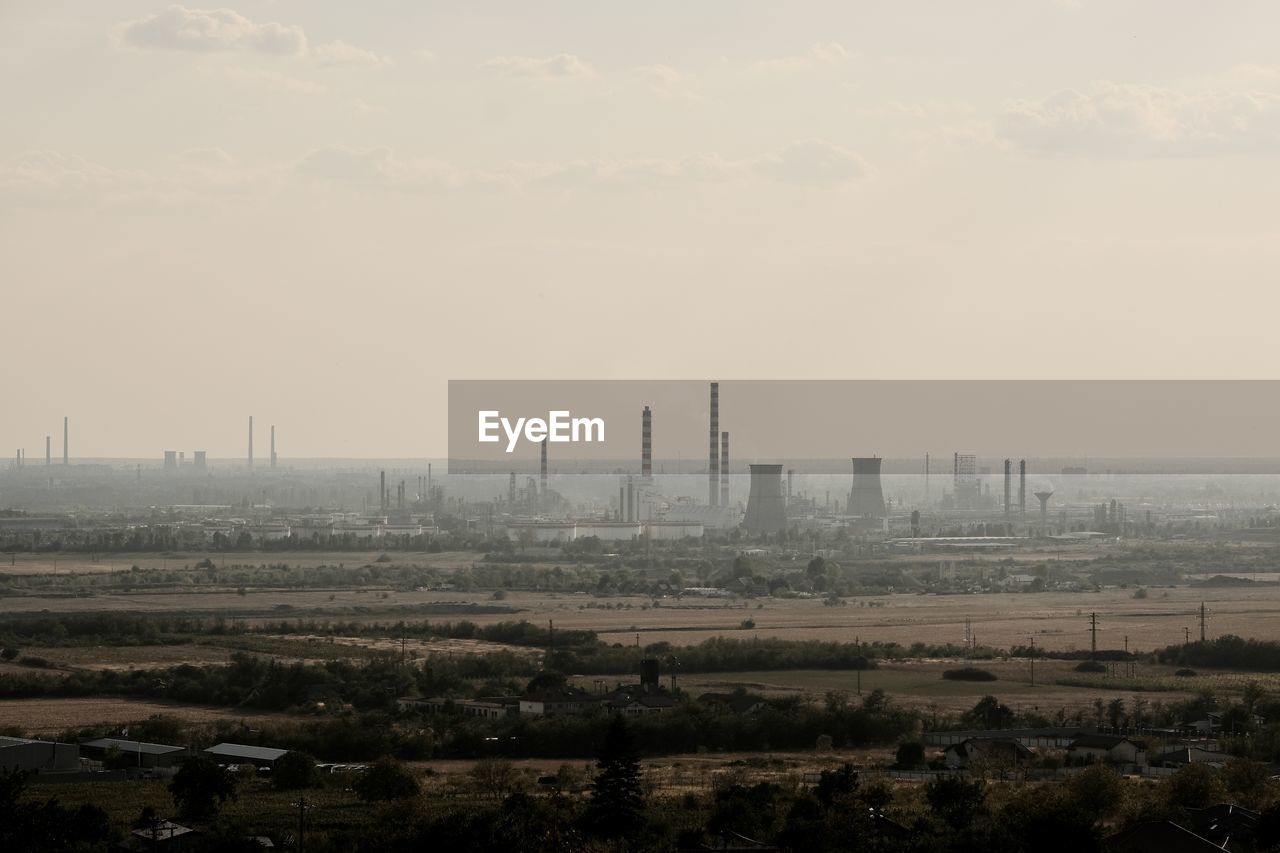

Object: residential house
[942,738,1033,771]
[1066,734,1147,766]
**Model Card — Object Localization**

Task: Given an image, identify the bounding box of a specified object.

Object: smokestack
[45,436,50,467]
[641,406,652,480]
[720,432,729,508]
[709,382,719,506]
[627,476,635,522]
[508,472,517,506]
[63,416,68,465]
[270,425,277,468]
[540,438,548,497]
[380,470,386,511]
[1003,459,1012,520]
[1018,459,1027,518]
[787,468,794,504]
[248,416,254,469]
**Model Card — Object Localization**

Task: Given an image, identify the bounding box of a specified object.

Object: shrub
[354,758,420,802]
[1075,661,1107,673]
[942,667,997,682]
[1175,668,1198,677]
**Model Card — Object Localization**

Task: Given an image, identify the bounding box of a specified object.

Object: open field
[675,659,1202,715]
[5,581,1280,654]
[0,697,304,735]
[0,550,482,577]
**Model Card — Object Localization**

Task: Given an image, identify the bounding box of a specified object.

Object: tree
[1165,764,1224,812]
[470,757,520,800]
[169,756,238,822]
[963,695,1014,730]
[925,775,987,830]
[584,716,645,839]
[354,758,420,802]
[272,751,319,790]
[1224,757,1273,808]
[895,741,926,769]
[1106,698,1126,730]
[1066,765,1124,824]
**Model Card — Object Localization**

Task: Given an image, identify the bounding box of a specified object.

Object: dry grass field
[0,697,301,735]
[0,550,480,577]
[4,575,1279,655]
[675,658,1201,715]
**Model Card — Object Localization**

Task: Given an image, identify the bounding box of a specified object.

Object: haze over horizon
[6,1,1280,458]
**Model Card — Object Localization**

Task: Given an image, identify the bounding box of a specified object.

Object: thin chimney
[63,416,68,465]
[720,432,729,507]
[248,416,254,469]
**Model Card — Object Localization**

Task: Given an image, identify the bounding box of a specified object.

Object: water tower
[1035,490,1053,535]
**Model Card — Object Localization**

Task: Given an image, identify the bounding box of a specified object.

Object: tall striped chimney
[641,406,652,480]
[540,438,548,498]
[63,416,68,465]
[709,382,719,506]
[270,425,277,468]
[720,432,729,507]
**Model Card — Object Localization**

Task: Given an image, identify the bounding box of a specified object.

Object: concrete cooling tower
[848,457,886,519]
[743,464,786,536]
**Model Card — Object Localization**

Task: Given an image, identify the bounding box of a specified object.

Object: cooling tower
[847,457,886,519]
[743,464,786,536]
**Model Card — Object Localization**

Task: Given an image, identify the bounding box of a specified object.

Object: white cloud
[313,40,389,67]
[0,149,262,208]
[532,140,869,190]
[753,43,849,73]
[481,53,595,79]
[295,146,471,190]
[999,80,1280,156]
[751,139,868,186]
[115,6,385,68]
[117,5,307,55]
[221,66,328,95]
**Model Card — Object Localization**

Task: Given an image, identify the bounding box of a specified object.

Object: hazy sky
[4,2,1280,458]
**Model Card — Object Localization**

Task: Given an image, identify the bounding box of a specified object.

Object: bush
[895,740,926,769]
[1175,668,1198,677]
[1075,661,1107,673]
[942,667,997,682]
[272,751,318,790]
[353,758,420,802]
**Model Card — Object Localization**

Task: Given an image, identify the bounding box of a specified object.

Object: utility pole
[292,797,312,853]
[1199,602,1207,642]
[1184,626,1190,645]
[1029,636,1035,686]
[1089,612,1098,659]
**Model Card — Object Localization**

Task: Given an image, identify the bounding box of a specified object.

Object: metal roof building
[0,736,79,774]
[79,737,188,768]
[203,742,289,767]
